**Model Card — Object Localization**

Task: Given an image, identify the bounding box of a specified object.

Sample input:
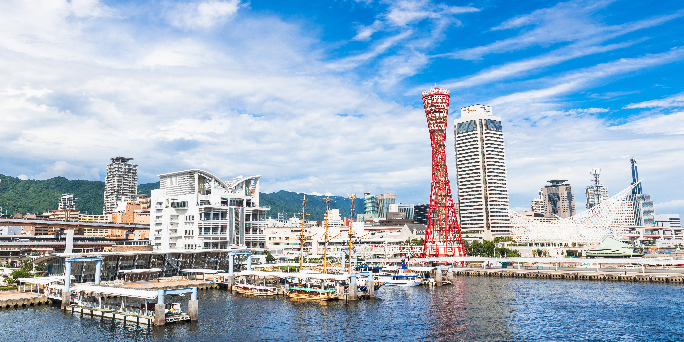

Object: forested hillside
[259,190,364,222]
[0,175,363,221]
[137,182,160,196]
[0,175,105,215]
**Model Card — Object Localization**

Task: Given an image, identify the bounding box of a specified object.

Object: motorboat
[286,287,338,300]
[376,273,422,287]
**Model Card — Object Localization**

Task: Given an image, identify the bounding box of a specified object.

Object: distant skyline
[0,0,683,218]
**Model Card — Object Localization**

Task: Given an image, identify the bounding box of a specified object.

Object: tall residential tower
[454,105,511,240]
[104,157,138,214]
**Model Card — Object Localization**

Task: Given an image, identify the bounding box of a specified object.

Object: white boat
[376,273,422,287]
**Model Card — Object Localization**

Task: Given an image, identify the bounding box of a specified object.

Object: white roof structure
[71,285,158,300]
[181,269,220,274]
[119,268,162,274]
[18,276,70,285]
[234,270,350,281]
[511,183,638,244]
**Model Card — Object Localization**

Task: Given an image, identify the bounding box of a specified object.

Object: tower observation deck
[421,87,466,257]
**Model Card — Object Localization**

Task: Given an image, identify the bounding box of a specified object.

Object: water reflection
[1,278,684,341]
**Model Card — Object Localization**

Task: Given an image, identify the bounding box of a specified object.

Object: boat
[586,237,644,258]
[233,284,278,296]
[376,273,422,287]
[286,287,338,300]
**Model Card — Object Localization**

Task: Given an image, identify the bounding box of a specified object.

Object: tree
[265,251,276,263]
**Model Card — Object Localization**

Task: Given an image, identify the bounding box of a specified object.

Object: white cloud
[488,49,684,111]
[656,200,684,211]
[32,161,100,181]
[612,112,684,135]
[624,92,684,109]
[168,0,241,29]
[17,175,29,180]
[451,0,682,60]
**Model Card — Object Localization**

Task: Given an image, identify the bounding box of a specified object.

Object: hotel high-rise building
[537,180,576,218]
[454,104,511,240]
[104,157,138,214]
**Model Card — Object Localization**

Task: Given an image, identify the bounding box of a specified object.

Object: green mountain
[259,190,365,222]
[134,183,364,222]
[137,181,160,197]
[0,175,363,221]
[0,174,105,215]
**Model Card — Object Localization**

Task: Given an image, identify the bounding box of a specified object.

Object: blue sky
[0,0,683,218]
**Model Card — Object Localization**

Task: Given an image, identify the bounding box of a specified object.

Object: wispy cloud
[167,0,241,30]
[328,30,413,70]
[447,0,683,60]
[656,199,684,210]
[431,40,641,92]
[624,92,684,109]
[489,48,684,109]
[352,0,478,41]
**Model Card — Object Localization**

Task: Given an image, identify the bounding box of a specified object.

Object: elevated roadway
[0,218,148,230]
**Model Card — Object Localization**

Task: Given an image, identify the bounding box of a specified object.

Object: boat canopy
[236,270,349,281]
[181,269,220,274]
[70,285,158,300]
[119,268,162,274]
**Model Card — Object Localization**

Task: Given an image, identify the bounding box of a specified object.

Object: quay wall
[0,293,52,309]
[454,269,684,284]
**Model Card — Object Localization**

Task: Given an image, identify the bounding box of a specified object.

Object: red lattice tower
[421,87,466,257]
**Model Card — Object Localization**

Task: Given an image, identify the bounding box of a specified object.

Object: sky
[0,0,683,218]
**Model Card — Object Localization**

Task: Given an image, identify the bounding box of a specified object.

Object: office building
[654,214,681,228]
[104,157,138,214]
[413,204,428,225]
[378,194,396,219]
[397,204,415,221]
[454,104,511,240]
[586,169,609,210]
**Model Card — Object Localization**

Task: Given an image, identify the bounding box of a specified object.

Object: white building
[454,105,511,240]
[655,214,681,228]
[104,157,138,214]
[150,170,269,250]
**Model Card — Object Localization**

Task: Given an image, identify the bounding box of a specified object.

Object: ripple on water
[1,278,683,341]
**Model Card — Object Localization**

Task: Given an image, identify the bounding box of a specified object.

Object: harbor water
[1,277,683,341]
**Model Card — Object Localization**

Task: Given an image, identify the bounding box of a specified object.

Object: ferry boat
[233,284,278,296]
[286,287,338,300]
[586,237,644,258]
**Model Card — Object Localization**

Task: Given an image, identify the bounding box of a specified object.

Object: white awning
[181,269,220,274]
[119,268,162,274]
[235,270,349,281]
[18,275,73,284]
[71,285,158,300]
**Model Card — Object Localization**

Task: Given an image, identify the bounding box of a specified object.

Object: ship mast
[296,195,311,271]
[323,197,330,274]
[348,195,355,274]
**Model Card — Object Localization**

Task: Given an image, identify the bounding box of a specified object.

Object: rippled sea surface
[2,277,683,341]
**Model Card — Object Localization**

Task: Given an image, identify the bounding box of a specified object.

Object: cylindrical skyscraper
[422,87,465,257]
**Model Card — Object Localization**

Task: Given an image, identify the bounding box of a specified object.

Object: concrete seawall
[0,292,52,309]
[455,269,684,283]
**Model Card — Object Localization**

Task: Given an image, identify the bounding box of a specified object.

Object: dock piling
[154,304,166,325]
[188,300,198,321]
